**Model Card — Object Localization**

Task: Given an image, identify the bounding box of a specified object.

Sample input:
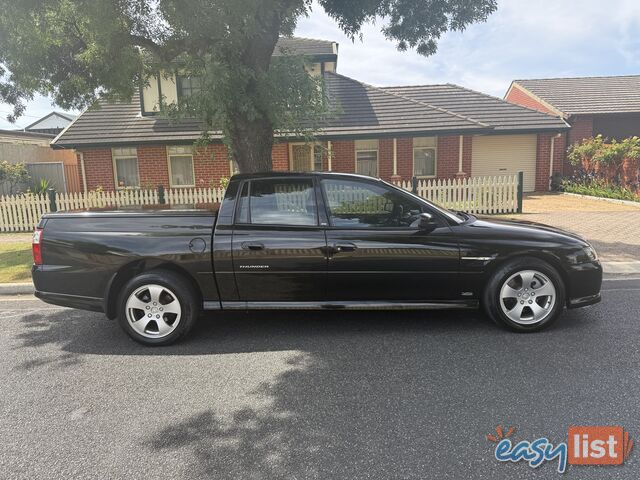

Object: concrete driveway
[508,193,640,267]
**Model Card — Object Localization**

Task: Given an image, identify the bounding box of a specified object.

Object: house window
[230,160,240,176]
[112,147,139,188]
[413,137,437,177]
[167,146,195,187]
[177,75,202,100]
[290,143,324,171]
[355,139,378,177]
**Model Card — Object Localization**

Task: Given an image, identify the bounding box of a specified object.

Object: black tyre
[483,257,565,332]
[117,271,199,346]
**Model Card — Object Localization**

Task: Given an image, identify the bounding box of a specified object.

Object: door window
[321,179,424,228]
[237,178,318,226]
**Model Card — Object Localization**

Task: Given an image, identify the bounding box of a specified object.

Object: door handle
[241,242,265,251]
[333,242,357,253]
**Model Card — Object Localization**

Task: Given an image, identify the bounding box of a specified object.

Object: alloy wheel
[125,284,182,338]
[499,270,556,325]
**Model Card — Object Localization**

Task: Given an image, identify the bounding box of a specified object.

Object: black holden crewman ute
[32,172,602,346]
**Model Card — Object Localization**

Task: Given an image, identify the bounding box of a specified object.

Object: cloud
[296,0,640,96]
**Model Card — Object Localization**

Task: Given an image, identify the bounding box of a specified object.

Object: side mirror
[418,212,436,230]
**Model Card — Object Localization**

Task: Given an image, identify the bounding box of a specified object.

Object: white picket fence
[0,187,225,232]
[0,175,520,232]
[394,174,520,215]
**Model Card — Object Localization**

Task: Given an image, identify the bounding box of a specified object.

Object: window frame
[176,75,202,102]
[319,176,437,230]
[288,142,324,172]
[354,139,379,177]
[167,146,196,188]
[233,176,321,228]
[112,147,140,189]
[413,137,438,178]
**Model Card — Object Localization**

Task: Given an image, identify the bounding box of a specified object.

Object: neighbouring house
[24,111,76,136]
[52,37,568,193]
[0,129,80,193]
[505,75,640,168]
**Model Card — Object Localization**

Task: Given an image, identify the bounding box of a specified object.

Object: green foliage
[0,161,29,194]
[0,0,498,171]
[218,177,230,189]
[32,177,51,195]
[562,178,639,202]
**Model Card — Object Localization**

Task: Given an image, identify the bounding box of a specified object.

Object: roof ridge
[383,83,452,89]
[515,74,640,82]
[325,72,491,128]
[278,36,335,44]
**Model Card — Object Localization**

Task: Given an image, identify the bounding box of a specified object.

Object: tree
[0,0,497,172]
[0,161,30,194]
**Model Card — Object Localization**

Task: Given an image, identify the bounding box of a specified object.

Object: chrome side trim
[461,256,493,261]
[220,301,477,310]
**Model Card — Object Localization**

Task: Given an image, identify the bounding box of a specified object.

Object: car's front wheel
[483,257,565,332]
[117,271,199,346]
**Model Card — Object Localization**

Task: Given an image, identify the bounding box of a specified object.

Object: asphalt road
[1,278,639,479]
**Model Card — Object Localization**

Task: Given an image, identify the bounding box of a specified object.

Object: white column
[393,138,398,176]
[457,135,464,174]
[79,152,88,192]
[327,141,333,171]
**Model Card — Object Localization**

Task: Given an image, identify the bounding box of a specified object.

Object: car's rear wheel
[483,257,565,332]
[117,271,198,346]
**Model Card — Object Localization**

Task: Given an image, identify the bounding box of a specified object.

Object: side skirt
[213,300,479,311]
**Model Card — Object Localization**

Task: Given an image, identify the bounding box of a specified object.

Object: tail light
[32,228,43,265]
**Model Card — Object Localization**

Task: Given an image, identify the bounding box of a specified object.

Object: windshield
[382,180,466,224]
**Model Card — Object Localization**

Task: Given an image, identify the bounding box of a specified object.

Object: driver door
[321,177,460,302]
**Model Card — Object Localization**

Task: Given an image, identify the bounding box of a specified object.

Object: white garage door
[471,134,537,192]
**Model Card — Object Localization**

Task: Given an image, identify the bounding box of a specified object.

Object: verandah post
[517,171,524,213]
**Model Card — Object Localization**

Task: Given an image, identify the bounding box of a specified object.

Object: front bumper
[566,260,603,309]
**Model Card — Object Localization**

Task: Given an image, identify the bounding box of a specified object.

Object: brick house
[53,37,568,193]
[505,75,640,168]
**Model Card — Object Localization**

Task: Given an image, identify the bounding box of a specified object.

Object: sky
[2,0,640,130]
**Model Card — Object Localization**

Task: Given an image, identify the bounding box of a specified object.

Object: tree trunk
[229,114,275,173]
[225,4,291,173]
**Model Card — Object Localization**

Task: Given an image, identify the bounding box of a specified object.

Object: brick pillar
[535,133,552,191]
[378,138,394,181]
[436,136,460,179]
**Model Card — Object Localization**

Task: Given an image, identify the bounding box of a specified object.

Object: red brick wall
[535,133,557,191]
[272,143,289,171]
[436,136,461,179]
[331,140,355,173]
[138,145,169,188]
[505,84,558,115]
[378,138,394,180]
[82,148,115,191]
[192,144,231,188]
[568,115,594,146]
[462,136,473,175]
[396,138,413,180]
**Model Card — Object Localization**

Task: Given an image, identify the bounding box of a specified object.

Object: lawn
[0,241,33,283]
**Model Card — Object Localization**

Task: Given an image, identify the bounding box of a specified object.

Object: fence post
[517,171,524,213]
[411,176,418,195]
[157,185,165,204]
[47,188,57,212]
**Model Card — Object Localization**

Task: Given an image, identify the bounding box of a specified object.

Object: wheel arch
[104,259,203,319]
[481,250,570,306]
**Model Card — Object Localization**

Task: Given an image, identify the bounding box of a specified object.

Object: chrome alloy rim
[499,270,556,325]
[125,284,182,338]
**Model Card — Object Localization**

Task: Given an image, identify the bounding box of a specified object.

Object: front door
[232,177,327,303]
[320,177,460,302]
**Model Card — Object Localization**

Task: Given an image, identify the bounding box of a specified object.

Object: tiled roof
[384,84,568,131]
[53,72,567,149]
[274,37,337,57]
[512,75,640,115]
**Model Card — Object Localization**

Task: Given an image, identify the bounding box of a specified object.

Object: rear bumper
[34,290,104,313]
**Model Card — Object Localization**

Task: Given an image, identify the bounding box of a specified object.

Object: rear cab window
[236,178,318,226]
